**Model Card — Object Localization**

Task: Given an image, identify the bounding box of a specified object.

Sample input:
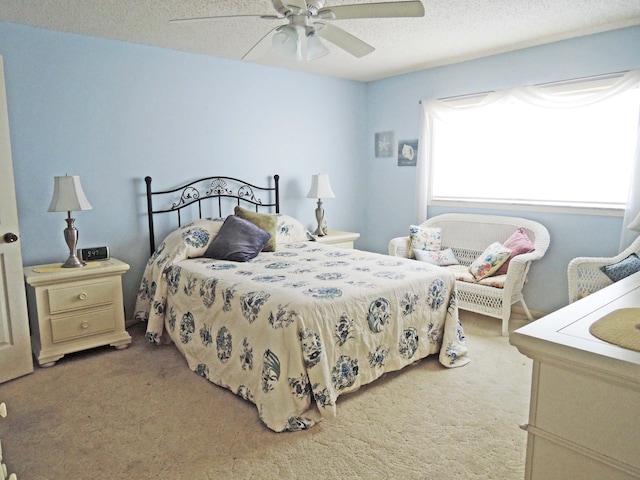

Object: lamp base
[62,254,86,268]
[313,199,326,236]
[61,215,86,268]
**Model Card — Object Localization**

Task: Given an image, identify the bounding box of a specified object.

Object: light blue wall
[0,22,367,317]
[363,25,640,314]
[3,20,640,320]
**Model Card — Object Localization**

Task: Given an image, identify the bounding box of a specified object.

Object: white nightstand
[313,230,360,249]
[24,258,131,367]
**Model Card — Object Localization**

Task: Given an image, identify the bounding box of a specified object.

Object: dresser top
[510,271,640,378]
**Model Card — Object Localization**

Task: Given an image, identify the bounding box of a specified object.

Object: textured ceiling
[1,1,639,82]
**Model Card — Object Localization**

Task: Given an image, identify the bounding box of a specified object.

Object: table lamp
[306,173,335,236]
[48,175,93,268]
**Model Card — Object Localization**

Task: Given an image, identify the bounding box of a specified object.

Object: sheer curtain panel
[415,70,640,248]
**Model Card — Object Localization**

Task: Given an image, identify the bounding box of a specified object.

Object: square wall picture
[398,139,418,166]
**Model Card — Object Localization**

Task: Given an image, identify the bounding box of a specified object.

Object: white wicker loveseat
[389,213,551,336]
[567,235,640,303]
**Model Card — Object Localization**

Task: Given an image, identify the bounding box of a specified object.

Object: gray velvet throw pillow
[204,215,271,262]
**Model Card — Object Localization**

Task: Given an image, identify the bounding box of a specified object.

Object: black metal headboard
[145,175,280,254]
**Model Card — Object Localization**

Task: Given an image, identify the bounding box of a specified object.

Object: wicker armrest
[567,235,640,303]
[567,256,614,303]
[389,236,410,258]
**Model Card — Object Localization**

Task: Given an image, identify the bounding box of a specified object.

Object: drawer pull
[81,321,89,329]
[78,293,87,300]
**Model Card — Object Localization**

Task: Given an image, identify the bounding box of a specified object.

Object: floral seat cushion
[444,264,507,288]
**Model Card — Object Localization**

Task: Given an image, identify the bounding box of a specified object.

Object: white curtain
[414,102,432,223]
[620,111,640,250]
[415,69,640,244]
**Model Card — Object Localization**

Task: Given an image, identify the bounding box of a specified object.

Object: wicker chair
[567,235,640,303]
[389,213,550,336]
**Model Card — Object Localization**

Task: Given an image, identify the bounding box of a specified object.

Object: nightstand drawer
[47,281,114,314]
[51,308,115,343]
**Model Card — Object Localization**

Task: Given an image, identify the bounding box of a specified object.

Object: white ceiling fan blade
[318,1,425,20]
[315,22,375,58]
[169,14,279,24]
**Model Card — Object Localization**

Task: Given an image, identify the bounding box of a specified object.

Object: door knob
[4,232,18,243]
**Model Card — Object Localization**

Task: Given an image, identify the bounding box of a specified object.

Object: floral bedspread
[135,222,469,432]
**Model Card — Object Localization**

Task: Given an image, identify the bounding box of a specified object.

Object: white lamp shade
[307,35,330,61]
[306,174,335,199]
[628,211,640,232]
[273,25,300,58]
[48,175,93,212]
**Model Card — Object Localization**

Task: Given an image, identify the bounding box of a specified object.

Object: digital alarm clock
[77,246,110,262]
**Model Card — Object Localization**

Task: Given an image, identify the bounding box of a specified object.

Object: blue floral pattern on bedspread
[134,224,469,432]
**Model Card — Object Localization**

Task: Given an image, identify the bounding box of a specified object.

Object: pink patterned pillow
[496,227,535,275]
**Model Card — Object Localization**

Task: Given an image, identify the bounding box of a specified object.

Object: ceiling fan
[170,0,425,61]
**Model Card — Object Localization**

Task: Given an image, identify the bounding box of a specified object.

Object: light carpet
[0,313,531,480]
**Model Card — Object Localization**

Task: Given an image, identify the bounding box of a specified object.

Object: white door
[0,56,33,383]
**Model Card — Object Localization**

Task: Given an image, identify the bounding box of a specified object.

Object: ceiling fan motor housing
[272,0,326,16]
[306,1,326,15]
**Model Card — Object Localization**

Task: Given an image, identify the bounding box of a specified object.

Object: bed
[134,174,469,432]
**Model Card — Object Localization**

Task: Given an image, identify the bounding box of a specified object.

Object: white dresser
[510,272,640,480]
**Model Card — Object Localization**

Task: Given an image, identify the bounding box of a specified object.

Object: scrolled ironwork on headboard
[145,175,280,254]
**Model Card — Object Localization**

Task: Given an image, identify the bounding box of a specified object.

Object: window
[419,72,640,211]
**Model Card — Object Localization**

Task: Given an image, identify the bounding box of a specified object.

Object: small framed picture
[374,131,394,158]
[398,139,418,166]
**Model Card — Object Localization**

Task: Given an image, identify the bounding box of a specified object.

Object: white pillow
[153,218,224,261]
[414,248,459,266]
[276,214,312,245]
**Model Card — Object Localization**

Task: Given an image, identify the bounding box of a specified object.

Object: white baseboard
[511,305,547,321]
